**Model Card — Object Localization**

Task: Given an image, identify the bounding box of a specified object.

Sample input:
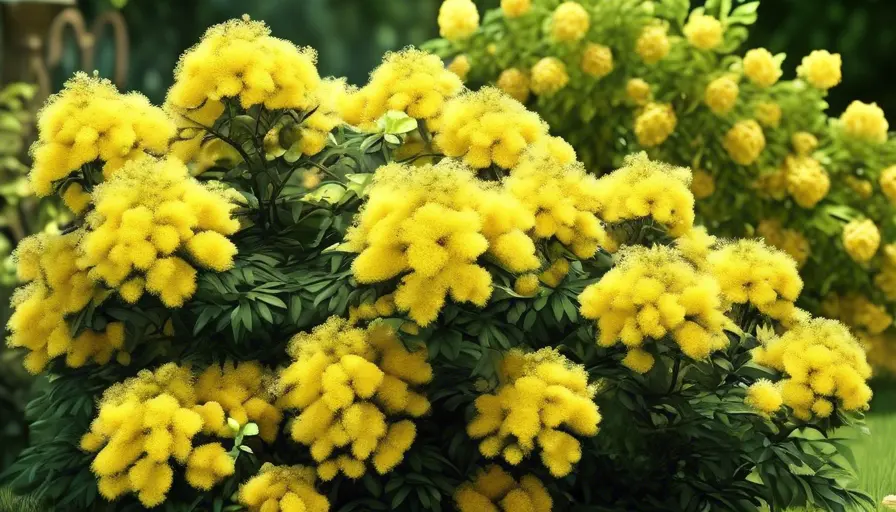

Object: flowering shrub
[1,17,876,512]
[429,0,896,372]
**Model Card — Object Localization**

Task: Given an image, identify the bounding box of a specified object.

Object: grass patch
[852,379,896,511]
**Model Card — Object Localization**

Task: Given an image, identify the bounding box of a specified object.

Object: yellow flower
[634,102,677,147]
[879,166,896,203]
[438,0,480,41]
[551,2,590,42]
[840,101,889,144]
[239,464,329,512]
[684,13,723,50]
[743,48,782,88]
[448,54,471,80]
[497,68,531,103]
[842,219,880,263]
[797,50,842,89]
[675,226,717,268]
[455,466,552,512]
[704,76,739,115]
[824,293,892,335]
[467,348,600,476]
[194,362,283,443]
[784,155,829,208]
[755,101,782,128]
[502,0,532,18]
[636,24,670,64]
[580,43,613,78]
[540,258,571,287]
[723,119,765,165]
[514,274,540,296]
[690,169,715,199]
[530,57,570,95]
[626,78,651,105]
[746,379,783,414]
[757,219,810,267]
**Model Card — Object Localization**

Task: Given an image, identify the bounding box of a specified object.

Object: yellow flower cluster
[276,318,432,480]
[455,465,552,512]
[530,57,570,95]
[841,219,881,264]
[238,463,329,512]
[634,102,677,147]
[539,258,571,288]
[449,54,472,80]
[551,2,590,42]
[840,101,889,144]
[708,240,802,321]
[791,131,819,155]
[502,0,532,18]
[704,76,739,115]
[756,219,810,267]
[292,78,347,156]
[7,232,123,373]
[438,0,480,41]
[821,293,893,336]
[742,48,782,88]
[752,318,873,420]
[581,43,614,78]
[626,78,651,105]
[80,364,235,507]
[797,50,842,90]
[636,24,670,64]
[79,156,239,307]
[193,362,283,443]
[875,244,896,300]
[346,160,538,325]
[594,153,695,237]
[723,119,765,165]
[784,155,830,208]
[684,13,723,50]
[675,226,717,268]
[879,165,896,203]
[342,49,462,132]
[467,349,600,477]
[497,68,531,103]
[435,87,548,169]
[506,144,609,258]
[690,170,715,199]
[745,379,783,415]
[755,101,782,128]
[579,245,729,373]
[30,72,174,197]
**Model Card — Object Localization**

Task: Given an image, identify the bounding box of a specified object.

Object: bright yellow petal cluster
[7,232,122,373]
[791,131,818,156]
[821,293,893,336]
[840,101,889,144]
[708,239,803,321]
[449,54,472,80]
[580,43,613,78]
[435,87,548,169]
[551,2,590,42]
[743,48,782,88]
[497,68,531,103]
[690,169,715,199]
[579,245,729,371]
[238,463,329,512]
[841,219,880,264]
[438,0,480,41]
[501,0,532,18]
[756,219,810,267]
[626,78,651,105]
[878,165,896,203]
[455,465,552,512]
[194,362,283,443]
[784,155,830,208]
[745,379,783,414]
[594,153,695,237]
[684,13,723,50]
[752,318,873,419]
[755,101,782,128]
[530,57,570,96]
[635,24,670,64]
[30,72,174,196]
[295,78,347,156]
[723,119,765,165]
[675,226,717,268]
[797,50,842,90]
[467,348,600,477]
[340,48,463,131]
[79,156,239,307]
[276,318,432,480]
[539,258,571,288]
[80,364,235,507]
[704,76,739,115]
[634,102,677,147]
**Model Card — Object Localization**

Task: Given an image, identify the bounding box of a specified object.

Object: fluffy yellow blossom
[842,219,880,264]
[551,2,590,42]
[755,101,782,128]
[514,274,540,296]
[708,240,803,321]
[675,227,717,269]
[438,0,480,41]
[581,43,613,78]
[346,160,538,324]
[723,119,765,165]
[239,464,329,512]
[530,57,570,95]
[276,318,432,480]
[263,78,346,158]
[797,50,842,90]
[497,68,531,103]
[690,169,715,199]
[594,153,695,237]
[193,362,283,443]
[81,364,235,507]
[626,78,651,105]
[448,54,472,80]
[756,219,810,267]
[580,246,729,369]
[436,87,548,169]
[753,167,788,200]
[822,293,893,335]
[61,182,92,214]
[846,176,873,199]
[704,76,739,115]
[539,258,571,287]
[30,73,174,196]
[636,24,670,64]
[634,102,677,147]
[455,465,552,512]
[501,0,531,18]
[79,156,238,307]
[341,48,463,131]
[7,232,123,373]
[743,48,782,88]
[752,318,873,419]
[784,155,829,208]
[791,131,818,156]
[745,379,783,414]
[840,101,889,144]
[467,349,600,476]
[684,13,723,50]
[879,166,896,203]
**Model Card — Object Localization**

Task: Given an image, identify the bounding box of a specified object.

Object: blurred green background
[74,0,895,119]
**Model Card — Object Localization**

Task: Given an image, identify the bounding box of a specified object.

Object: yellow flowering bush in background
[0,15,877,512]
